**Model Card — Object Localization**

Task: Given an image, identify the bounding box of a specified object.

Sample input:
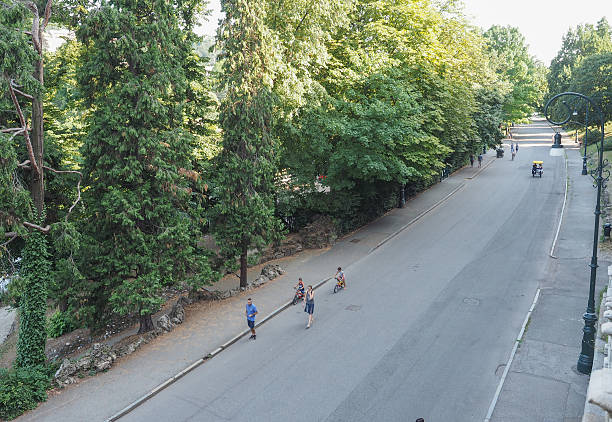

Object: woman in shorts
[304,285,314,329]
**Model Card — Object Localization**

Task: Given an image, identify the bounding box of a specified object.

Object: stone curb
[106,276,334,422]
[550,150,569,259]
[465,153,497,180]
[369,154,499,254]
[369,183,465,254]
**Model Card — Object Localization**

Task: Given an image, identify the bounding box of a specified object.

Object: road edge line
[550,150,569,259]
[369,183,465,253]
[106,276,335,422]
[466,155,497,180]
[483,287,541,422]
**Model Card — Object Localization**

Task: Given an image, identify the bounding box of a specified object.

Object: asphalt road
[121,121,565,422]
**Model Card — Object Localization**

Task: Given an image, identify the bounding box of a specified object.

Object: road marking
[484,288,541,422]
[369,183,465,253]
[550,150,569,259]
[465,155,497,180]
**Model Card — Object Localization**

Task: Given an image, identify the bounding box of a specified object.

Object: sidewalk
[489,145,608,421]
[17,153,498,422]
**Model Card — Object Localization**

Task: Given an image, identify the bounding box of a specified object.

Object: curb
[550,150,569,259]
[465,155,497,180]
[484,288,542,421]
[369,182,465,253]
[106,275,334,421]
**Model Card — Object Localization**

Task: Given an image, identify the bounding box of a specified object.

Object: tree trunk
[138,313,154,334]
[240,244,248,289]
[31,58,45,218]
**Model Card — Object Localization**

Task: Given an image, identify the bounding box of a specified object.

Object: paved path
[0,306,15,345]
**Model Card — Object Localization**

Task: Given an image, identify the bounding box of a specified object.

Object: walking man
[469,154,474,167]
[515,142,519,153]
[304,285,314,329]
[246,298,258,340]
[477,154,483,168]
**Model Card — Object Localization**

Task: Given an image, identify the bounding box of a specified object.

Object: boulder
[54,358,77,381]
[156,314,173,332]
[261,264,285,280]
[169,303,185,324]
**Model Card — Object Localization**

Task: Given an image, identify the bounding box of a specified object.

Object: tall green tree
[548,18,612,97]
[571,52,612,124]
[282,0,490,220]
[483,25,547,122]
[212,0,284,289]
[77,0,214,332]
[1,0,81,368]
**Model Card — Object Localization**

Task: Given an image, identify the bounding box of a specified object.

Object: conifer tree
[77,0,213,332]
[212,0,284,289]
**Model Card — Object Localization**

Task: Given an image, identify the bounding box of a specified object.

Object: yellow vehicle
[532,161,543,178]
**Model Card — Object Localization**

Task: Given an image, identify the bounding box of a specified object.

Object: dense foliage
[76,0,216,332]
[547,18,612,129]
[15,228,50,368]
[0,365,50,420]
[211,0,284,288]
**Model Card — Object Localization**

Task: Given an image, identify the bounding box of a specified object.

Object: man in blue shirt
[246,298,258,340]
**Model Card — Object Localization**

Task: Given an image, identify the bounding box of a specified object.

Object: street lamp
[545,92,607,375]
[561,101,590,174]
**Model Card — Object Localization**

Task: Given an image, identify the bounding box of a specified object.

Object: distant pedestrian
[469,154,474,167]
[304,285,314,328]
[510,143,515,153]
[477,154,483,168]
[515,142,519,152]
[246,298,258,340]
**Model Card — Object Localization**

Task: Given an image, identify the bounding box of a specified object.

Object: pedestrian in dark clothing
[477,154,483,168]
[304,285,314,328]
[246,298,258,340]
[469,154,474,167]
[515,143,519,152]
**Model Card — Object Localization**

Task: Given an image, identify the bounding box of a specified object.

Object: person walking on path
[304,285,314,328]
[246,298,258,340]
[477,154,483,168]
[469,154,474,167]
[515,142,519,153]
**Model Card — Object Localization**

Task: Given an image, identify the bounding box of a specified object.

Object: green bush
[46,311,76,338]
[0,366,49,420]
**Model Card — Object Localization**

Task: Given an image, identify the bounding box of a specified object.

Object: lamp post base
[582,157,588,175]
[577,311,598,375]
[551,144,564,148]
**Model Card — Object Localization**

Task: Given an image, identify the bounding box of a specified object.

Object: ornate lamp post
[545,92,607,375]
